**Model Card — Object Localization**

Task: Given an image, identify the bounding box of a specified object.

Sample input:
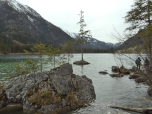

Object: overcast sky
[17,0,134,43]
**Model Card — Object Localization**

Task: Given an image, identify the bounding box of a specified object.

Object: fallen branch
[110,106,152,113]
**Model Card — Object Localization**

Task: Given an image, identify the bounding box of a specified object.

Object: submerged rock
[99,71,108,75]
[0,63,96,113]
[110,74,124,77]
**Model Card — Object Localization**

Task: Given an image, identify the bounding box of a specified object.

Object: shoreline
[0,53,35,55]
[111,65,152,96]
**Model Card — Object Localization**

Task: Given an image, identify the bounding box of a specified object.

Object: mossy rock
[129,74,140,79]
[135,77,146,83]
[112,66,119,72]
[120,70,130,74]
[28,91,61,106]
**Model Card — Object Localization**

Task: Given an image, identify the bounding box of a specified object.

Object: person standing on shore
[144,57,149,66]
[135,57,141,69]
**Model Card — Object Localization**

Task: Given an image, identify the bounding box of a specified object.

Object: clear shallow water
[0,53,152,114]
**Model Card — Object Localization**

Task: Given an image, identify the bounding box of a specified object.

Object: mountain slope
[62,30,122,50]
[117,29,146,50]
[0,0,73,45]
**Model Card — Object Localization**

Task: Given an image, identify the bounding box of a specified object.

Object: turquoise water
[0,53,151,114]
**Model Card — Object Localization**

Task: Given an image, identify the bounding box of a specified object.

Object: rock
[129,73,140,79]
[112,66,119,72]
[119,66,130,75]
[0,101,8,109]
[99,71,108,75]
[0,63,96,113]
[135,77,146,83]
[120,70,130,74]
[110,74,124,77]
[53,63,73,76]
[131,66,138,72]
[73,60,90,65]
[61,99,67,107]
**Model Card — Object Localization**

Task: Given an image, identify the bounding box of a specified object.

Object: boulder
[119,66,130,75]
[120,69,130,74]
[0,63,96,113]
[112,66,119,72]
[135,77,146,83]
[129,73,140,79]
[131,66,138,72]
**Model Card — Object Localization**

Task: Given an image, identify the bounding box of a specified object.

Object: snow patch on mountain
[61,29,122,49]
[27,15,34,23]
[0,0,41,18]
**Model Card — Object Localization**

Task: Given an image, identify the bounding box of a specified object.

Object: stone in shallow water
[99,71,108,75]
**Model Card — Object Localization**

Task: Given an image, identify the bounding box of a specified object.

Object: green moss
[41,91,52,98]
[49,79,52,82]
[65,92,78,103]
[28,91,62,106]
[54,96,61,103]
[27,91,33,96]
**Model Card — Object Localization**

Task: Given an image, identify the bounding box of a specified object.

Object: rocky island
[0,63,96,114]
[73,60,90,65]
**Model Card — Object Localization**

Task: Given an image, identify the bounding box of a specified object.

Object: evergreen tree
[125,0,152,63]
[77,10,92,61]
[46,46,62,68]
[62,40,74,63]
[30,43,46,72]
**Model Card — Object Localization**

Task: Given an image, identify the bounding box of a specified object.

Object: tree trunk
[81,43,83,61]
[40,55,42,73]
[54,55,55,68]
[110,106,152,113]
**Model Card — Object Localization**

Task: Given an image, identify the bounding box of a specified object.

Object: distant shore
[0,53,35,55]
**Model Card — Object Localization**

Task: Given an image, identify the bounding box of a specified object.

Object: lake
[0,53,151,114]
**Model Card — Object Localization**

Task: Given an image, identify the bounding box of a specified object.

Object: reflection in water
[81,65,83,75]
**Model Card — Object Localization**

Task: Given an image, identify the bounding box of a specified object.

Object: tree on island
[77,10,92,61]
